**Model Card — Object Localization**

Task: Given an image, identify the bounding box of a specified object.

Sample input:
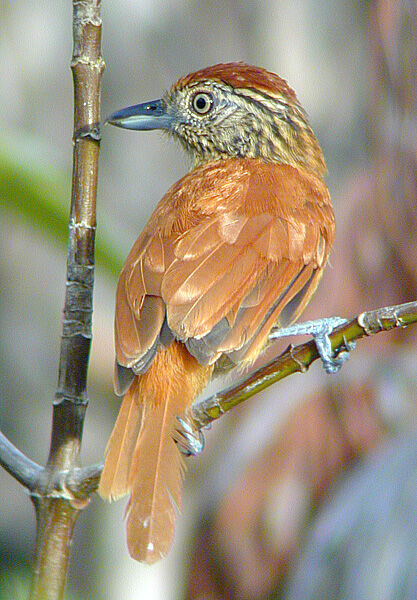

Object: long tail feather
[99,342,212,563]
[125,398,186,563]
[99,377,142,500]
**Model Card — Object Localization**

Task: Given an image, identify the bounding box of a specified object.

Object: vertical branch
[50,0,104,472]
[29,2,104,599]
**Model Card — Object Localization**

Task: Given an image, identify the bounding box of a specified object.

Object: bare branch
[45,300,417,495]
[191,300,417,428]
[0,431,42,491]
[62,463,103,501]
[50,0,104,472]
[0,426,101,503]
[28,2,104,599]
[3,301,414,501]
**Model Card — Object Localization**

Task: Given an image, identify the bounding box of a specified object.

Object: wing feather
[114,159,334,379]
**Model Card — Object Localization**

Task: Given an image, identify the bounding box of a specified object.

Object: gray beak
[105,98,173,131]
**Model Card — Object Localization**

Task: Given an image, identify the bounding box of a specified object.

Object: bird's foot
[270,316,355,374]
[173,417,205,456]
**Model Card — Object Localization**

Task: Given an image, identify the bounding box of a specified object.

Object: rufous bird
[99,63,335,563]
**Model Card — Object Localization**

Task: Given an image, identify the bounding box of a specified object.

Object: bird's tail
[99,341,211,563]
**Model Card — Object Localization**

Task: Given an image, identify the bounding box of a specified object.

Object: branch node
[71,56,105,70]
[215,395,226,415]
[357,311,380,335]
[289,343,308,373]
[394,312,406,328]
[73,124,101,142]
[70,221,97,232]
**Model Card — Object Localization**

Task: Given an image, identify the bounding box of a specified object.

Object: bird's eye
[191,92,214,115]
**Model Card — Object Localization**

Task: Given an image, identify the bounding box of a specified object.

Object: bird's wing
[114,160,334,392]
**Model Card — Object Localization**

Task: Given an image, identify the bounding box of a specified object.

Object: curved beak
[105,98,173,131]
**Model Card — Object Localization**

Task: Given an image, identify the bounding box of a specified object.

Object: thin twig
[21,299,416,495]
[0,426,102,502]
[191,300,417,428]
[2,301,416,497]
[0,431,42,491]
[63,463,103,501]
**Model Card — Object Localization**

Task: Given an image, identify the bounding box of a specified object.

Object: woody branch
[0,2,104,600]
[2,298,416,501]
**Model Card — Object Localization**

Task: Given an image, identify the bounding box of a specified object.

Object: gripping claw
[270,316,355,374]
[173,417,205,456]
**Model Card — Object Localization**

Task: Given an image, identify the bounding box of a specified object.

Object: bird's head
[107,62,326,177]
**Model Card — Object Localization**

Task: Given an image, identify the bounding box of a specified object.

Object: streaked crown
[165,63,326,176]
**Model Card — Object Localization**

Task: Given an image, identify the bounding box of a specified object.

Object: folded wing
[114,160,334,393]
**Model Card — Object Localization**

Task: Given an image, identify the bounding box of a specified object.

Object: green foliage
[0,566,29,600]
[0,566,84,600]
[0,133,124,278]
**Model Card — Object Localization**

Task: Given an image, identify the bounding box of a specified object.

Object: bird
[98,62,335,563]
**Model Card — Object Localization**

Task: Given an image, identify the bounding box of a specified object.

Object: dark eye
[191,92,214,115]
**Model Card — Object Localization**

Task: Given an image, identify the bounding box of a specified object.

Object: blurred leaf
[0,566,28,600]
[0,132,124,279]
[0,565,86,600]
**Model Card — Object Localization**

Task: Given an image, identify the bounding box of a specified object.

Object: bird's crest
[172,62,299,104]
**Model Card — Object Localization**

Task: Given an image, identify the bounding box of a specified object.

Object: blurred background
[1,1,417,598]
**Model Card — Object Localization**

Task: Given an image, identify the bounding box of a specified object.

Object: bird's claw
[173,417,205,456]
[311,318,356,373]
[270,316,355,374]
[316,341,355,373]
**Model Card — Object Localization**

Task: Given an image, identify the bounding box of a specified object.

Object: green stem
[192,301,417,427]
